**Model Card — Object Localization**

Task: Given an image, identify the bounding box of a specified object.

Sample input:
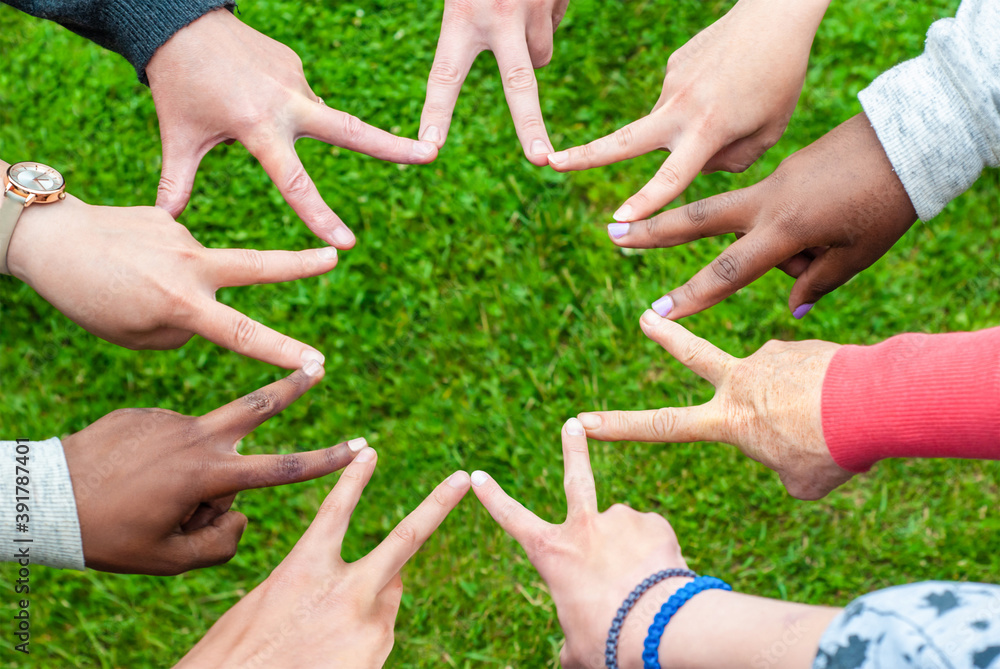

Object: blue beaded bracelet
[603,568,696,669]
[641,575,732,669]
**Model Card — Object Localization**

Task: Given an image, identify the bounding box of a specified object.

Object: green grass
[3,0,999,666]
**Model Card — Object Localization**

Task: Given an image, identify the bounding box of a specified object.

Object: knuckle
[652,162,682,189]
[431,486,453,507]
[495,499,521,526]
[612,125,635,150]
[269,454,306,485]
[282,166,314,200]
[503,65,538,93]
[339,114,367,143]
[649,408,677,438]
[242,388,279,417]
[237,248,266,277]
[709,252,741,286]
[231,316,259,350]
[390,522,418,547]
[428,60,464,87]
[684,198,711,230]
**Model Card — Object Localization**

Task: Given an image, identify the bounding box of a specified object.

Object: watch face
[7,162,65,195]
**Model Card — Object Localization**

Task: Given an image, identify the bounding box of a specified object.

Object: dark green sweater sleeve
[3,0,235,84]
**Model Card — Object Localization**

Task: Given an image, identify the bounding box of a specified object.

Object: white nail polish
[348,437,368,452]
[564,417,585,436]
[471,470,489,487]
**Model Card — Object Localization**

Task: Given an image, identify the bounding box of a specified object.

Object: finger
[470,470,551,543]
[156,139,205,218]
[650,229,796,320]
[362,470,471,586]
[547,115,667,172]
[191,301,324,370]
[207,440,360,497]
[701,134,772,175]
[207,246,338,288]
[419,25,479,148]
[614,141,720,222]
[296,445,377,553]
[638,309,734,385]
[298,105,437,164]
[787,247,869,319]
[167,510,248,573]
[251,142,355,249]
[561,418,597,518]
[494,37,552,165]
[525,17,555,67]
[606,189,752,249]
[576,407,721,444]
[199,364,325,440]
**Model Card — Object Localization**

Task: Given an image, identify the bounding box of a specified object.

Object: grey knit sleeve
[858,0,1000,221]
[2,0,235,84]
[813,581,1000,669]
[0,438,84,570]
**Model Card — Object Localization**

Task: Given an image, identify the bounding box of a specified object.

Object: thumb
[787,248,867,319]
[156,140,202,218]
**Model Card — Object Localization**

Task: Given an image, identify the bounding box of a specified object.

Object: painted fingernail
[317,246,337,261]
[420,126,441,144]
[414,141,436,159]
[792,303,814,320]
[578,413,602,430]
[331,226,355,247]
[471,470,489,487]
[303,359,324,377]
[348,437,368,452]
[651,296,674,318]
[548,150,568,165]
[354,447,375,463]
[612,204,634,222]
[302,350,326,367]
[446,470,470,488]
[641,308,663,325]
[608,222,630,239]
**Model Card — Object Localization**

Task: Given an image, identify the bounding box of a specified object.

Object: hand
[176,448,471,668]
[548,0,830,221]
[579,310,853,500]
[61,364,363,575]
[605,113,918,320]
[7,194,331,368]
[471,418,691,669]
[419,0,569,165]
[147,8,437,248]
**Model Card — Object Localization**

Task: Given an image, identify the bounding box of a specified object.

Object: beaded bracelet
[603,568,696,669]
[641,575,732,669]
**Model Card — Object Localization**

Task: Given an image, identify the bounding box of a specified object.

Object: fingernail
[317,246,337,261]
[414,141,435,159]
[303,359,324,377]
[578,413,602,430]
[354,447,375,463]
[331,226,355,247]
[471,470,489,487]
[564,417,585,435]
[608,222,630,239]
[612,204,634,222]
[446,470,470,488]
[548,150,568,165]
[530,139,550,156]
[792,303,814,320]
[348,437,368,452]
[301,350,326,366]
[651,296,674,318]
[641,308,663,325]
[420,126,441,144]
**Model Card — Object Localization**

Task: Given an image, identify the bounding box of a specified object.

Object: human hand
[471,418,691,668]
[579,310,853,500]
[419,0,569,165]
[604,113,918,320]
[548,0,830,220]
[176,448,471,668]
[147,8,437,248]
[61,364,365,575]
[7,194,331,368]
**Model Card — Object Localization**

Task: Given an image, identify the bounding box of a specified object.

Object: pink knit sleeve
[821,327,1000,473]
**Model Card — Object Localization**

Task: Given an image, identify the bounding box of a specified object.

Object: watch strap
[0,190,27,275]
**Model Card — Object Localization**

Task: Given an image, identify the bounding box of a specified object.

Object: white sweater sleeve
[858,0,1000,221]
[0,438,85,570]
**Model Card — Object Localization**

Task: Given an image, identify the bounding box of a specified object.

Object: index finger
[206,439,360,498]
[607,188,751,249]
[470,470,552,543]
[361,471,472,587]
[547,114,666,172]
[298,105,437,164]
[615,140,719,222]
[198,364,324,441]
[494,37,552,165]
[419,23,479,147]
[561,418,597,518]
[638,309,733,385]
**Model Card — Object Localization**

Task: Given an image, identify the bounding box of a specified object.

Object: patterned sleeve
[813,581,1000,669]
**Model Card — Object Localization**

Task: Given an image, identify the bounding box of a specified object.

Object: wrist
[617,576,693,669]
[6,192,87,284]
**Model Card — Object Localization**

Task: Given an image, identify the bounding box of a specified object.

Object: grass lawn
[2,0,998,666]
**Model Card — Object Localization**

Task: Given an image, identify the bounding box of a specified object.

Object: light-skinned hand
[61,364,365,575]
[579,310,853,500]
[549,0,830,221]
[7,192,331,369]
[419,0,569,165]
[147,8,437,248]
[176,448,471,668]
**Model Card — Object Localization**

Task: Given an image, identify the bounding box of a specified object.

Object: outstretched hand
[62,364,361,575]
[147,8,437,248]
[579,311,853,499]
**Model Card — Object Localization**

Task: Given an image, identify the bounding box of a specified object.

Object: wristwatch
[1,162,67,275]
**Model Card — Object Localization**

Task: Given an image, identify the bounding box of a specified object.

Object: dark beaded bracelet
[604,568,696,669]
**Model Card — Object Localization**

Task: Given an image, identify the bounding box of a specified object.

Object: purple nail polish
[651,295,674,317]
[608,223,630,239]
[792,303,814,319]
